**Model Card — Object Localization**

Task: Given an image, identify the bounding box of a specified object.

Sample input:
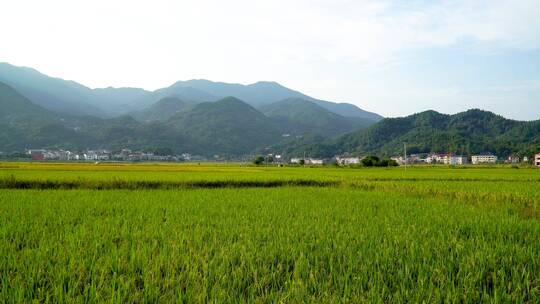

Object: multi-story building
[335,157,362,166]
[471,153,498,165]
[425,154,445,164]
[28,149,46,160]
[290,158,302,164]
[307,158,324,165]
[506,155,521,164]
[443,155,468,165]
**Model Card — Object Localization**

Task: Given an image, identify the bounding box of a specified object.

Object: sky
[1,0,539,120]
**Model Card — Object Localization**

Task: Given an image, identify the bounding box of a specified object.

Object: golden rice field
[0,162,539,302]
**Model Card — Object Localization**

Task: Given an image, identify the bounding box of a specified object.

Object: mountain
[0,62,382,122]
[0,81,55,121]
[146,79,383,120]
[127,85,217,111]
[297,109,540,158]
[3,76,539,159]
[260,98,373,137]
[170,80,296,105]
[0,62,154,117]
[0,83,281,155]
[92,87,150,114]
[130,97,197,122]
[0,81,93,151]
[0,62,385,155]
[311,99,382,121]
[0,62,109,117]
[166,97,282,155]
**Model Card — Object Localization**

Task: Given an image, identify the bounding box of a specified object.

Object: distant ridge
[166,97,282,155]
[2,75,539,158]
[292,109,540,158]
[130,97,196,122]
[260,98,373,137]
[0,62,381,122]
[0,81,54,120]
[170,79,383,120]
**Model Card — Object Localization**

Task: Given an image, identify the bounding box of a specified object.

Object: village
[1,149,540,168]
[290,152,540,167]
[23,149,199,162]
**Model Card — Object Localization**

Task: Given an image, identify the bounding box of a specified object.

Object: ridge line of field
[0,176,338,190]
[1,174,538,219]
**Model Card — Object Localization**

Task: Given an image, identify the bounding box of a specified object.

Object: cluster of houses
[395,152,540,166]
[390,153,499,165]
[289,152,540,167]
[290,157,324,165]
[26,149,191,162]
[389,152,522,165]
[13,149,540,168]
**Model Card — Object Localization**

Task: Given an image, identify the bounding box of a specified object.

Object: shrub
[253,156,265,165]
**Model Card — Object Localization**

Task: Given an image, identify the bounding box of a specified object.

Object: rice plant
[0,163,538,302]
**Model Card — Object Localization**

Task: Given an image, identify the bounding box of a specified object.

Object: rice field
[0,162,539,302]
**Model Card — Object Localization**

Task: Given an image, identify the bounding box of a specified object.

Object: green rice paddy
[0,163,539,302]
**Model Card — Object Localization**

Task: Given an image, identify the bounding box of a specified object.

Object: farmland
[0,163,539,302]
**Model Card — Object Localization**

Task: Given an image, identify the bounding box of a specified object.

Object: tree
[361,155,398,167]
[378,158,399,167]
[361,156,380,167]
[148,147,173,156]
[253,155,265,165]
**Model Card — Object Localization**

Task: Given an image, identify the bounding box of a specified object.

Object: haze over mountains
[1,61,539,158]
[0,62,382,120]
[0,62,383,156]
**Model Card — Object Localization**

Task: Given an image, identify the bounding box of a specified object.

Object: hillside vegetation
[4,62,540,158]
[166,97,283,155]
[130,97,197,122]
[293,109,540,157]
[260,98,373,137]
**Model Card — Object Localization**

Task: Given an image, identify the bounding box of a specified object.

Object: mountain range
[0,62,382,120]
[284,109,540,158]
[1,61,539,158]
[0,62,383,156]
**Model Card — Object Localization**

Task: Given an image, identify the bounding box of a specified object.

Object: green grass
[0,163,539,302]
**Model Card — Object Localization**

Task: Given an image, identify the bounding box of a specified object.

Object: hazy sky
[1,0,539,119]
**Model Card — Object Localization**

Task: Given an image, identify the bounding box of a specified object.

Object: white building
[290,158,324,165]
[506,155,521,164]
[472,154,497,165]
[391,155,421,165]
[425,154,438,164]
[535,153,540,167]
[84,150,110,161]
[336,156,361,166]
[426,154,455,164]
[290,158,302,164]
[84,151,99,161]
[443,155,468,165]
[307,158,324,165]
